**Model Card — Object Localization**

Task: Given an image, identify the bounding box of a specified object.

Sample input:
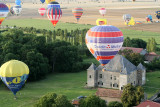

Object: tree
[108,101,123,107]
[123,37,132,47]
[34,93,73,107]
[147,38,157,52]
[121,84,144,107]
[119,49,144,66]
[79,95,107,107]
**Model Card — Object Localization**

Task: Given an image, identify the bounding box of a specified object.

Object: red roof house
[137,100,160,107]
[121,47,147,55]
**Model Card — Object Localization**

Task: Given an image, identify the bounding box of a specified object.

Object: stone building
[87,54,146,90]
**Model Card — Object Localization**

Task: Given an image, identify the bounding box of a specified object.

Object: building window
[110,83,112,87]
[98,82,99,85]
[134,81,135,84]
[121,87,123,90]
[110,75,112,80]
[131,83,133,85]
[113,84,115,87]
[89,75,91,78]
[102,82,103,85]
[99,74,102,78]
[117,84,119,88]
[114,76,116,80]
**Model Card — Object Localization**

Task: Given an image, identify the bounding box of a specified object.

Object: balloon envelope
[123,14,131,22]
[46,0,55,4]
[40,0,45,3]
[38,8,46,16]
[85,25,124,66]
[0,3,9,25]
[99,8,106,16]
[96,18,107,26]
[48,1,60,8]
[10,6,14,15]
[15,0,21,5]
[155,11,160,19]
[72,7,83,22]
[125,17,135,26]
[47,7,62,27]
[13,5,22,15]
[0,60,29,96]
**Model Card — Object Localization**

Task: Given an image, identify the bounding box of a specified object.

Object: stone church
[87,54,146,90]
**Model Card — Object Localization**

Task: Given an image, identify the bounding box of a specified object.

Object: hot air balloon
[0,60,29,98]
[10,6,14,15]
[146,15,152,22]
[47,1,60,8]
[72,7,83,22]
[123,14,131,25]
[155,11,160,19]
[96,18,107,26]
[0,3,9,25]
[46,0,55,4]
[47,7,62,28]
[125,17,135,26]
[15,0,21,5]
[38,8,46,16]
[13,5,22,15]
[6,4,11,10]
[85,25,123,66]
[99,8,106,16]
[40,0,45,4]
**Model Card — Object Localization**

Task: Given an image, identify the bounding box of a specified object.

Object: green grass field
[2,19,94,31]
[143,71,160,98]
[0,71,96,107]
[2,19,160,44]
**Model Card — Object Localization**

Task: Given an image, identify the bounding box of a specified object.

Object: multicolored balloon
[146,15,152,22]
[15,0,21,5]
[96,18,107,26]
[38,8,46,16]
[99,8,106,16]
[46,0,55,4]
[72,7,83,22]
[155,11,160,19]
[47,7,62,27]
[48,1,60,8]
[0,3,9,25]
[85,25,124,66]
[40,0,45,4]
[0,60,29,97]
[13,5,22,15]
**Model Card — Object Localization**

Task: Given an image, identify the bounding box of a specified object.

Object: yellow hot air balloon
[6,4,11,10]
[96,18,107,26]
[125,17,135,26]
[46,0,55,4]
[0,60,29,97]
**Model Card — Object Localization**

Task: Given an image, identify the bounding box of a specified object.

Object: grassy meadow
[2,19,160,44]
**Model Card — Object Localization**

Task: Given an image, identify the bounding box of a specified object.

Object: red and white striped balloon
[38,8,46,16]
[47,7,62,27]
[99,8,106,16]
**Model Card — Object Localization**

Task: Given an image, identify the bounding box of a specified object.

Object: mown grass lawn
[143,71,160,98]
[0,71,96,107]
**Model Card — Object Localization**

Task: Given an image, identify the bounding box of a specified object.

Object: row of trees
[34,84,144,107]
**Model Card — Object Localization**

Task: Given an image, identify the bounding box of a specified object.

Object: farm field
[2,19,160,44]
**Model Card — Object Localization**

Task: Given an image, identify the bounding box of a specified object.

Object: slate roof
[103,54,137,75]
[87,63,97,71]
[137,63,146,71]
[96,88,122,98]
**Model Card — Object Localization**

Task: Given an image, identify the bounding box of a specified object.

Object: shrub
[108,101,123,107]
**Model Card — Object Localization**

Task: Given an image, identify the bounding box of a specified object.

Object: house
[145,52,160,63]
[137,100,160,107]
[120,47,147,55]
[87,54,146,90]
